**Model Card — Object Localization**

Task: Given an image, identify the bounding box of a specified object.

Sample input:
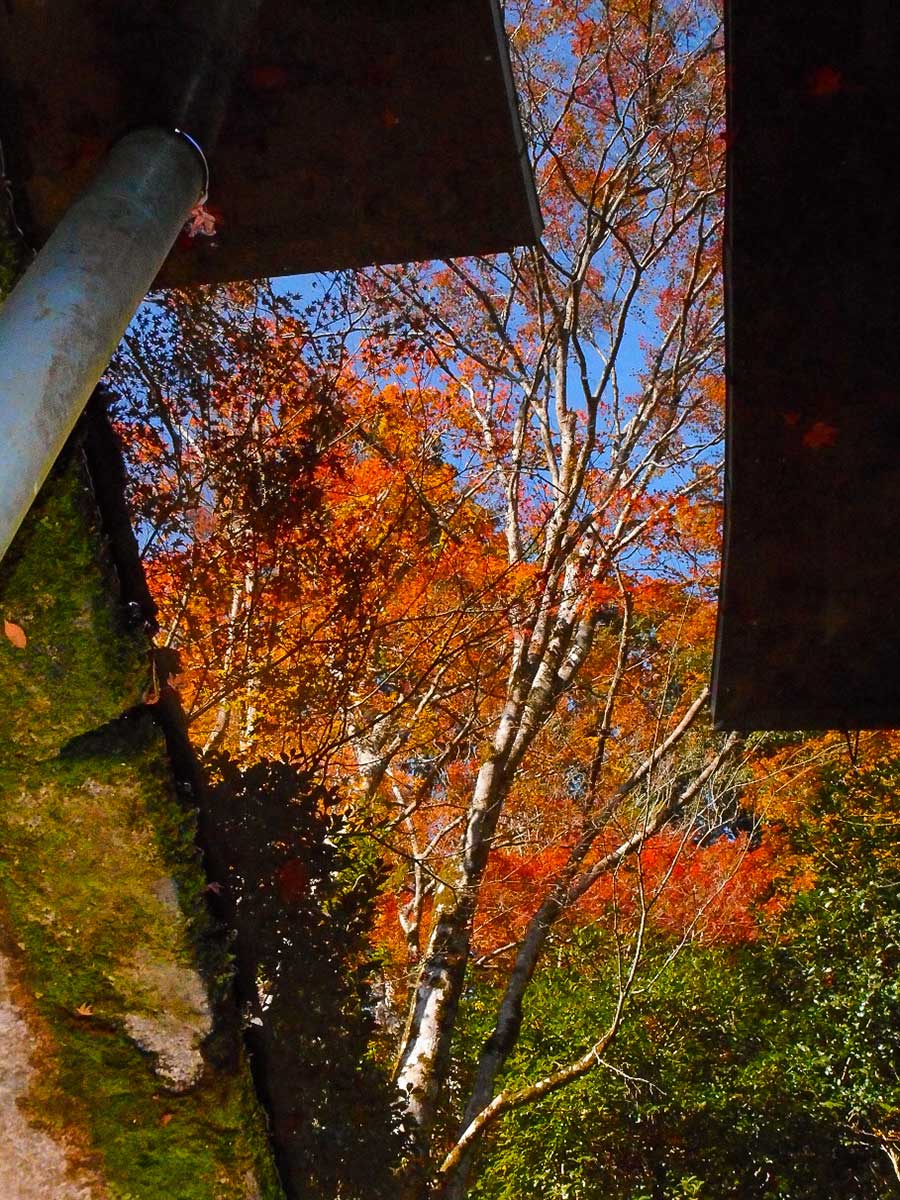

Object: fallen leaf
[160,1112,173,1126]
[3,620,26,649]
[247,64,289,91]
[74,1003,93,1018]
[807,65,844,97]
[802,421,839,450]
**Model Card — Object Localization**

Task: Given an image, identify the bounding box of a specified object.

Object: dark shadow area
[81,389,403,1197]
[200,756,404,1200]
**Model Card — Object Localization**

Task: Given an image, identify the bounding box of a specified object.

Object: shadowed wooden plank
[713,0,900,729]
[0,0,540,286]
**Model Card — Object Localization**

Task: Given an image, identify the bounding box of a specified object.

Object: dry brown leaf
[160,1112,173,1126]
[3,620,26,649]
[74,1003,93,1018]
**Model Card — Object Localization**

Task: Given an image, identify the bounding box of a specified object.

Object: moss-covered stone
[0,228,282,1197]
[0,460,149,763]
[0,485,282,1196]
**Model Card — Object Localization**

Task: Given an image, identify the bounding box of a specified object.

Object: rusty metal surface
[713,0,900,730]
[0,0,540,286]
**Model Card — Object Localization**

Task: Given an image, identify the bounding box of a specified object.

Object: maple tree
[107,2,882,1197]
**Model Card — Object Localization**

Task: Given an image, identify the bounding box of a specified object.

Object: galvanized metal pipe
[0,127,203,562]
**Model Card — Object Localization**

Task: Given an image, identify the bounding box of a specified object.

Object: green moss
[0,292,281,1193]
[0,458,149,765]
[0,209,28,301]
[0,717,281,1199]
[0,729,190,1006]
[34,1023,279,1200]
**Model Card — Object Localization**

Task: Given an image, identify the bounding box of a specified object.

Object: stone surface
[123,955,212,1091]
[0,952,100,1200]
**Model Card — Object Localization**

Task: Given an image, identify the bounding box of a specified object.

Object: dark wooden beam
[713,0,900,729]
[0,0,540,286]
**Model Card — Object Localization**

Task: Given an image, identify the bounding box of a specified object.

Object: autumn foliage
[105,2,897,1197]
